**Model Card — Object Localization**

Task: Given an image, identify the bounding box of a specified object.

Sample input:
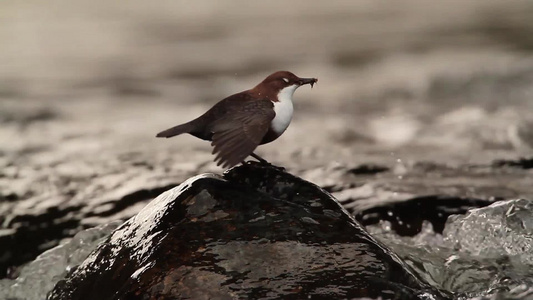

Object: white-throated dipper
[156,71,317,168]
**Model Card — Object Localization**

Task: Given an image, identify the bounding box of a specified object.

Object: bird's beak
[297,77,318,88]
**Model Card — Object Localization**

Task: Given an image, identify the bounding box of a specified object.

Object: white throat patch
[271,84,297,135]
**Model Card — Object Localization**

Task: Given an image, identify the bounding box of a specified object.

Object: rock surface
[48,163,449,300]
[356,195,494,236]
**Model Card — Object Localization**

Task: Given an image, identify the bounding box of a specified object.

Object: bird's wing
[210,99,275,168]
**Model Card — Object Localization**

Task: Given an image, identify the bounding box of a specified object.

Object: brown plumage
[156,71,317,168]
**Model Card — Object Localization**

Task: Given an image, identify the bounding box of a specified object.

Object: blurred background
[2,0,533,281]
[2,0,533,169]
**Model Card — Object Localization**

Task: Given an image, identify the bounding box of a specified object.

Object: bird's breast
[260,85,297,145]
[270,97,294,136]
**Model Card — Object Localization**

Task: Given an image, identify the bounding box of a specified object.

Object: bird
[156,71,317,168]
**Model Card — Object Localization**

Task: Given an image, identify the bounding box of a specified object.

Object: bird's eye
[282,78,289,83]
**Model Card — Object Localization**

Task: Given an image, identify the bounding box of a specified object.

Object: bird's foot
[269,163,286,172]
[242,160,286,171]
[245,153,286,171]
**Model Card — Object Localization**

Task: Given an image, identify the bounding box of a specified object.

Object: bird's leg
[250,152,270,164]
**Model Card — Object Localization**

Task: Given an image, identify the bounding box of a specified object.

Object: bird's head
[253,71,317,101]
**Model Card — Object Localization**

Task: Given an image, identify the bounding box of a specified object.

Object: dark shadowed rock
[356,195,495,236]
[48,163,449,300]
[492,157,533,169]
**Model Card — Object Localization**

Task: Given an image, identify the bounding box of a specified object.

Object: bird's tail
[156,122,194,138]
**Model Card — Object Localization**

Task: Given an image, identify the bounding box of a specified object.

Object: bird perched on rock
[156,71,317,168]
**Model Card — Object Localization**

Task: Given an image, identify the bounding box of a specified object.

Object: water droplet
[309,201,322,207]
[445,255,459,267]
[301,217,320,225]
[248,215,266,223]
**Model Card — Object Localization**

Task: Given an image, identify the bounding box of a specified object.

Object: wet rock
[348,163,390,175]
[48,163,449,300]
[492,157,533,169]
[356,195,494,236]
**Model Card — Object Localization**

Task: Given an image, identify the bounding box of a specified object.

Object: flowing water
[0,222,121,300]
[367,199,533,299]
